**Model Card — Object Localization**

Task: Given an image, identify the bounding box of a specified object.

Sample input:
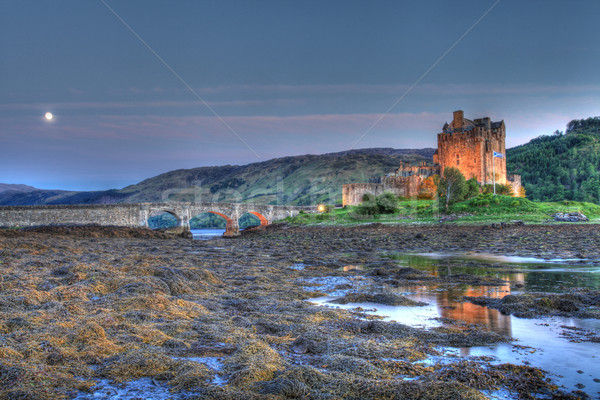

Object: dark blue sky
[1,0,599,190]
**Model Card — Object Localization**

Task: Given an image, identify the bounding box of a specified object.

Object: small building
[342,110,522,206]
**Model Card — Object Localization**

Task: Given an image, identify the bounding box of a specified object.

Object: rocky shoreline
[0,223,598,399]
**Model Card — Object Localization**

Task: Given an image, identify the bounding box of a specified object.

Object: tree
[465,177,480,199]
[376,192,400,214]
[437,167,467,210]
[418,175,437,200]
[356,193,379,215]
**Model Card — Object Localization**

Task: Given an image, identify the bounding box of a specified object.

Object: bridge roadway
[0,202,316,237]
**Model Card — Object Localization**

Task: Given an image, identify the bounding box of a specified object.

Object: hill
[0,148,435,206]
[5,114,600,208]
[0,183,38,193]
[507,117,600,203]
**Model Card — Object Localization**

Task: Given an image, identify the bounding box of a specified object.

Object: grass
[284,196,600,226]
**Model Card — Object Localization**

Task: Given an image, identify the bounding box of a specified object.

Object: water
[71,378,177,400]
[73,356,227,399]
[309,253,600,395]
[191,229,225,239]
[396,252,600,293]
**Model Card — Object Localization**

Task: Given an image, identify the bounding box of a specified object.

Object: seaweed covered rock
[329,292,428,306]
[223,340,287,388]
[97,349,178,382]
[465,290,600,319]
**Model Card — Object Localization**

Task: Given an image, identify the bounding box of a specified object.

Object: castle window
[474,158,476,164]
[456,153,460,166]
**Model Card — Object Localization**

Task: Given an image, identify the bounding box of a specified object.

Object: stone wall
[342,175,424,206]
[0,204,141,228]
[343,183,383,207]
[0,203,316,235]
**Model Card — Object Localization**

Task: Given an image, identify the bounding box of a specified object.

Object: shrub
[465,178,480,199]
[376,192,400,214]
[355,202,379,216]
[472,193,493,207]
[362,193,375,202]
[482,184,513,196]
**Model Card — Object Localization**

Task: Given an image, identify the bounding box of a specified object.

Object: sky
[1,0,599,191]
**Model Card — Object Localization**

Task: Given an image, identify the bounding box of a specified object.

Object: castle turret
[452,110,464,130]
[437,111,507,186]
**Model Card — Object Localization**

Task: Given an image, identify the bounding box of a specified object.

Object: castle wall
[437,131,483,181]
[481,127,507,185]
[437,119,507,185]
[343,183,386,206]
[342,176,424,206]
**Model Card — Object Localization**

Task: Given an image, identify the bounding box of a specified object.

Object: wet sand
[0,223,598,399]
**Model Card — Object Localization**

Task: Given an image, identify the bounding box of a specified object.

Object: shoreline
[0,224,598,398]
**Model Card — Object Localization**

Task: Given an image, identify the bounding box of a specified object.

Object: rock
[554,212,588,222]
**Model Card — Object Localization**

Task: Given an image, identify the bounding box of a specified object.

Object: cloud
[191,82,600,97]
[3,83,598,116]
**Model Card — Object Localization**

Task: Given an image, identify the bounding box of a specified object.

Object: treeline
[507,117,600,203]
[567,116,600,133]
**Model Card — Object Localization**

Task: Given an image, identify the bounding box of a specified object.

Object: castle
[342,110,522,206]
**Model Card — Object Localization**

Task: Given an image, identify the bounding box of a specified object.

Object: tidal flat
[0,223,599,399]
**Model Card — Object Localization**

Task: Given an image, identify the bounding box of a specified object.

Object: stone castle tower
[434,110,506,185]
[342,110,521,206]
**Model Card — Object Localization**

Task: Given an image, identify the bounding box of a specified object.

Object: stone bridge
[0,202,316,237]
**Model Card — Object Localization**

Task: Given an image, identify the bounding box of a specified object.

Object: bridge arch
[147,209,182,230]
[189,210,239,237]
[247,211,269,226]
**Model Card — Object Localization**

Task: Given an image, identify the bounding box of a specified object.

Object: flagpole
[493,152,496,195]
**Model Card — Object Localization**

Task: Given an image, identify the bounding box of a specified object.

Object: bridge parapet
[0,202,316,237]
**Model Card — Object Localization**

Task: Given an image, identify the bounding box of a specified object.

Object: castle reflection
[390,270,527,339]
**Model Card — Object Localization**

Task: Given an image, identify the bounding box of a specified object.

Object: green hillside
[507,117,600,203]
[0,148,434,206]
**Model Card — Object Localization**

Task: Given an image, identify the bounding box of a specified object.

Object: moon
[44,112,53,121]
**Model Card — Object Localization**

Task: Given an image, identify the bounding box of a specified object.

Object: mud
[0,223,597,399]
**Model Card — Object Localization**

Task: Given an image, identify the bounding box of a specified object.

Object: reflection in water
[382,282,513,337]
[312,253,600,394]
[387,253,600,394]
[440,286,512,337]
[191,229,226,239]
[398,253,600,293]
[342,265,364,271]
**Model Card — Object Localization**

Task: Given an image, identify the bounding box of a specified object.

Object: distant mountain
[0,183,38,193]
[0,148,435,206]
[507,117,600,203]
[324,147,436,157]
